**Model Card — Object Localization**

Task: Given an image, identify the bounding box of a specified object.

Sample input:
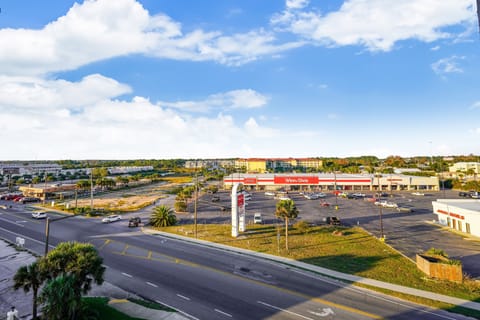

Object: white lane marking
[258,301,314,320]
[214,309,232,317]
[289,268,459,320]
[0,225,47,245]
[146,282,158,288]
[0,217,24,227]
[155,299,200,320]
[176,294,191,301]
[121,272,132,278]
[308,308,335,317]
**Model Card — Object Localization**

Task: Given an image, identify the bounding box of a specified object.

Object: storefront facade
[432,199,480,237]
[224,173,439,192]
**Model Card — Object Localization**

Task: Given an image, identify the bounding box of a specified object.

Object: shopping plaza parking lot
[189,189,480,278]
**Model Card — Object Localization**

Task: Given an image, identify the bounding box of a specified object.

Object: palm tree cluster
[13,241,105,320]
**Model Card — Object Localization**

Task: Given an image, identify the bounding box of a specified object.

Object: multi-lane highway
[0,203,473,320]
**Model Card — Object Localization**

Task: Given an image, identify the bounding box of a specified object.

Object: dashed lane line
[214,309,232,318]
[176,294,191,301]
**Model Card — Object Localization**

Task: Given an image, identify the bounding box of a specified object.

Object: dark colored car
[128,217,142,227]
[211,196,220,202]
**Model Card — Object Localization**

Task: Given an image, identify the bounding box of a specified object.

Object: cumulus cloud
[471,101,480,109]
[431,55,465,75]
[157,89,269,113]
[286,0,310,10]
[272,0,475,52]
[0,0,303,76]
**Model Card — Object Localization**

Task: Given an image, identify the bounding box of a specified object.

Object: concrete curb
[142,227,480,312]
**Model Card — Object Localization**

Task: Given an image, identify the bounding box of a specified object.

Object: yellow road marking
[99,239,111,250]
[101,238,382,319]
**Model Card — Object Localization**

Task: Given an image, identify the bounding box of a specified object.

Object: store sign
[243,177,257,184]
[274,176,319,184]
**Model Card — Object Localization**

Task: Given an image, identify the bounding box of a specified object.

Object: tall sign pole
[231,183,244,237]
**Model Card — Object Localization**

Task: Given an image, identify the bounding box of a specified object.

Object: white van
[254,213,262,224]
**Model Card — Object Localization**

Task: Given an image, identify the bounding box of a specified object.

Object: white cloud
[431,55,465,75]
[0,0,304,76]
[0,74,130,111]
[158,89,269,113]
[286,0,310,10]
[430,45,441,51]
[272,0,475,52]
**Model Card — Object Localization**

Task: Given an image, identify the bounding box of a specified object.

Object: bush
[294,221,310,234]
[174,201,187,212]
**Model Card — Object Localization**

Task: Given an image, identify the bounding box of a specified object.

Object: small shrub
[294,221,310,234]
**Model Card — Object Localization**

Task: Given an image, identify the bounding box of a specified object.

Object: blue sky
[0,0,479,160]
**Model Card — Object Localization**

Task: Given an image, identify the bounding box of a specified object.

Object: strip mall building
[432,199,480,237]
[224,173,439,192]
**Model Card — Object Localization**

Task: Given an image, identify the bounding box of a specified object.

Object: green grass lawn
[82,297,146,320]
[157,224,480,304]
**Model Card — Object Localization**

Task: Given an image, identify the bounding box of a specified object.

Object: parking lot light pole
[377,173,385,241]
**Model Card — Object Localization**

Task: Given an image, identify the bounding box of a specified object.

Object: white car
[102,215,121,223]
[279,196,291,201]
[264,191,275,196]
[32,211,47,219]
[315,192,327,198]
[253,213,262,224]
[411,192,425,196]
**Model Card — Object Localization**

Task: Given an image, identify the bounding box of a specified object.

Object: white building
[449,162,480,174]
[432,199,480,237]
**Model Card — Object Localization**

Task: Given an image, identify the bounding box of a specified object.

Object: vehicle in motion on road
[32,211,47,219]
[253,212,262,224]
[102,215,121,223]
[128,217,142,227]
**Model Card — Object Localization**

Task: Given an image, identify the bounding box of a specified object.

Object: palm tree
[13,260,45,319]
[275,199,299,251]
[39,274,79,320]
[150,205,177,227]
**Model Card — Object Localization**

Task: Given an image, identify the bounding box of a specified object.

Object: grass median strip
[154,223,480,316]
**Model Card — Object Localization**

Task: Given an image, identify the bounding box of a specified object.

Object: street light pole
[90,169,94,212]
[377,173,384,240]
[194,160,198,238]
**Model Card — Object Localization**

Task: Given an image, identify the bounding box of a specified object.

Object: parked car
[320,200,330,207]
[32,211,47,219]
[351,193,366,198]
[211,196,220,202]
[411,192,425,196]
[264,191,275,196]
[20,197,40,204]
[102,215,121,223]
[128,217,142,227]
[323,216,341,225]
[396,206,414,213]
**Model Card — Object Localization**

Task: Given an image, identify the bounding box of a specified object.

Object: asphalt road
[0,201,475,320]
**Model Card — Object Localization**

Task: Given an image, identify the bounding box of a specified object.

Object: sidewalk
[0,240,188,320]
[142,228,480,312]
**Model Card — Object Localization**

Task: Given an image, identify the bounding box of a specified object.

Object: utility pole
[90,169,93,212]
[377,173,385,240]
[194,160,198,238]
